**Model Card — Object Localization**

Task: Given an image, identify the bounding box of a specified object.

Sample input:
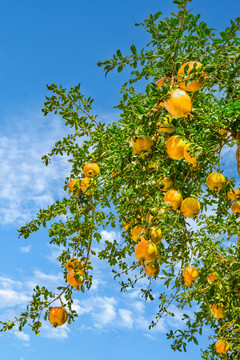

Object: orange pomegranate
[177,61,205,92]
[215,339,230,354]
[68,179,81,196]
[227,188,240,201]
[166,135,186,160]
[231,201,240,215]
[183,266,199,283]
[206,173,226,191]
[211,304,225,319]
[180,197,200,218]
[131,226,144,243]
[207,272,218,284]
[66,258,83,272]
[157,115,174,133]
[164,190,183,209]
[158,176,173,191]
[156,77,165,87]
[135,240,158,264]
[149,227,162,244]
[84,162,100,177]
[164,89,192,118]
[145,262,159,277]
[81,177,92,195]
[218,128,228,136]
[183,143,200,165]
[67,269,85,287]
[49,306,68,327]
[131,136,153,155]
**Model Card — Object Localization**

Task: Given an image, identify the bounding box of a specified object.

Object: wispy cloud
[20,245,32,253]
[0,109,70,225]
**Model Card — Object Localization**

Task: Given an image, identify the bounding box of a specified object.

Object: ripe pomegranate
[183,143,200,165]
[177,61,205,92]
[215,339,230,354]
[131,136,153,155]
[183,266,199,283]
[157,115,174,133]
[207,272,218,284]
[68,179,81,196]
[49,306,68,327]
[65,258,83,272]
[227,188,240,201]
[166,135,186,160]
[135,240,158,264]
[231,201,240,215]
[156,77,165,87]
[149,227,162,244]
[67,269,85,287]
[131,226,144,242]
[206,173,226,191]
[164,89,192,118]
[158,177,173,191]
[84,162,100,177]
[81,177,92,195]
[180,197,200,218]
[164,190,183,209]
[211,304,225,319]
[145,262,159,277]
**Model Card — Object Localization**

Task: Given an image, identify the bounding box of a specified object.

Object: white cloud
[119,308,133,328]
[20,245,32,253]
[40,322,70,340]
[14,330,30,343]
[25,270,64,291]
[0,289,30,309]
[100,230,118,243]
[0,110,71,225]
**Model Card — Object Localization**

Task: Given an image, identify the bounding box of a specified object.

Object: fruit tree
[1,0,240,358]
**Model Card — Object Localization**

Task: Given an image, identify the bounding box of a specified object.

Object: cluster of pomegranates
[127,61,235,354]
[68,162,100,196]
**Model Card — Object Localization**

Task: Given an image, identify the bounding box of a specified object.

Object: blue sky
[0,1,239,359]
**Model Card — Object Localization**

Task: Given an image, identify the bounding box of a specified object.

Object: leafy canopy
[1,0,240,359]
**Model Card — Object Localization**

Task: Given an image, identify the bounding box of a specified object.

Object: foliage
[1,0,240,358]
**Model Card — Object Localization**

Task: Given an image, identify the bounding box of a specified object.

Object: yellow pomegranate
[164,89,192,118]
[183,143,200,165]
[218,128,228,136]
[156,77,165,87]
[81,177,92,195]
[135,240,158,264]
[131,226,144,242]
[131,136,153,155]
[206,173,226,191]
[158,176,173,191]
[157,115,174,133]
[180,197,200,218]
[164,190,183,209]
[177,61,205,92]
[183,266,199,283]
[166,135,186,160]
[227,188,240,201]
[211,304,225,320]
[231,201,240,215]
[207,272,218,284]
[68,179,81,196]
[215,340,230,354]
[83,162,100,177]
[184,279,193,287]
[67,269,85,287]
[66,258,83,272]
[145,262,159,277]
[49,306,68,327]
[149,227,162,244]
